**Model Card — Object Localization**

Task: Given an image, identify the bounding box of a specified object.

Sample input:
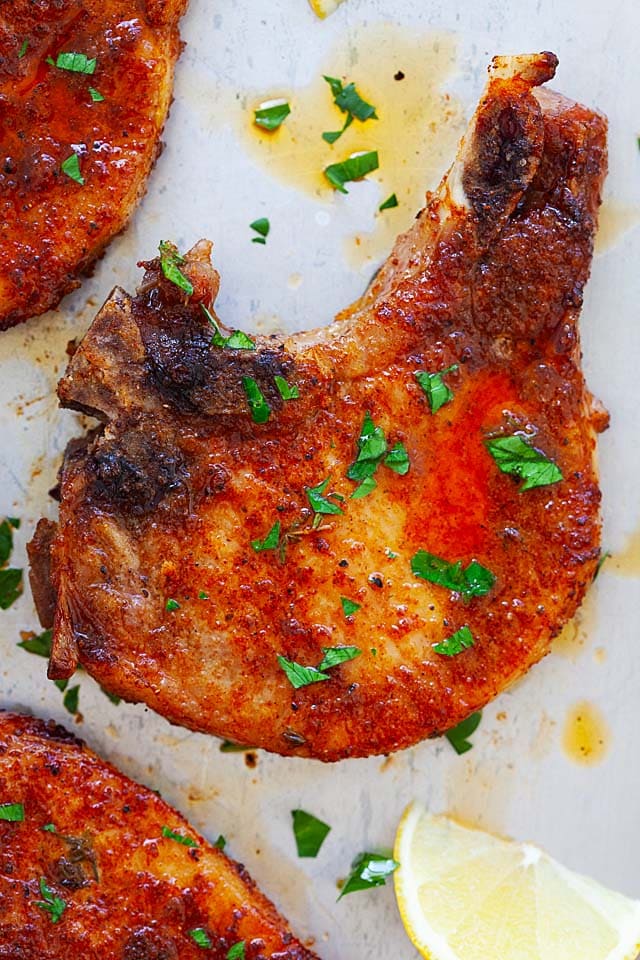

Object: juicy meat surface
[0,712,318,959]
[0,0,187,330]
[31,53,609,761]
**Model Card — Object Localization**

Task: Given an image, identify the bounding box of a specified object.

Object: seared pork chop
[0,712,317,958]
[0,0,187,330]
[30,53,608,761]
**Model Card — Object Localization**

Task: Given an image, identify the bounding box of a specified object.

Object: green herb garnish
[306,476,344,515]
[17,628,52,657]
[250,217,270,244]
[340,597,360,618]
[318,646,361,670]
[338,851,399,899]
[161,825,198,848]
[322,75,377,142]
[347,412,387,482]
[254,100,290,131]
[198,590,209,600]
[214,834,226,849]
[202,305,255,350]
[251,520,281,552]
[158,241,193,295]
[34,878,66,924]
[350,476,377,499]
[445,711,482,754]
[165,598,180,611]
[594,550,611,580]
[384,442,410,475]
[18,39,29,59]
[277,656,330,689]
[61,152,84,186]
[42,823,56,833]
[433,625,475,657]
[227,942,246,959]
[242,376,271,423]
[415,364,458,414]
[324,151,379,193]
[292,809,331,858]
[274,375,299,400]
[62,685,80,715]
[219,740,255,753]
[411,550,495,599]
[88,86,104,102]
[189,928,212,949]
[379,193,398,211]
[322,114,353,145]
[0,569,22,610]
[485,433,563,491]
[48,52,96,74]
[0,802,24,822]
[0,518,16,566]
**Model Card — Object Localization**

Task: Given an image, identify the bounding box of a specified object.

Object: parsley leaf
[158,241,193,295]
[161,825,198,848]
[254,100,290,131]
[0,569,22,610]
[48,51,96,74]
[34,878,66,924]
[306,476,344,515]
[338,851,399,899]
[411,550,495,600]
[277,655,330,689]
[292,809,331,857]
[415,364,458,413]
[88,86,104,102]
[251,520,281,552]
[242,376,271,423]
[350,476,377,499]
[0,518,16,566]
[0,802,24,822]
[18,40,29,59]
[227,944,245,960]
[219,740,255,753]
[324,151,379,193]
[340,597,360,617]
[433,625,475,657]
[189,928,212,949]
[202,305,255,350]
[62,685,80,715]
[318,646,361,670]
[17,628,52,657]
[485,433,563,491]
[165,598,180,611]
[384,442,410,475]
[347,412,387,481]
[445,711,482,754]
[214,834,226,849]
[61,152,84,186]
[250,218,270,244]
[323,75,377,121]
[594,549,611,580]
[322,113,353,145]
[274,375,299,400]
[379,193,398,211]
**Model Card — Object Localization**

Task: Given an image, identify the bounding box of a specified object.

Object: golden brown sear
[0,712,318,958]
[30,54,608,761]
[0,0,187,330]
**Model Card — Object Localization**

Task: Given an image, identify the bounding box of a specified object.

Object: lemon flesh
[394,805,640,960]
[308,0,345,18]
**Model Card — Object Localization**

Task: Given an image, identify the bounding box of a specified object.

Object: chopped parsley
[347,412,410,497]
[274,375,299,400]
[324,151,379,193]
[292,809,331,857]
[219,740,255,752]
[250,217,270,244]
[202,305,255,350]
[251,520,281,552]
[88,86,104,102]
[0,569,22,610]
[594,550,611,580]
[0,518,17,566]
[161,825,198,848]
[42,823,56,833]
[338,851,399,899]
[415,364,458,413]
[433,625,475,657]
[165,598,180,612]
[0,802,24,822]
[227,942,246,960]
[61,152,84,185]
[322,75,377,143]
[318,646,360,670]
[198,590,209,600]
[214,834,226,849]
[384,442,410,475]
[34,878,66,924]
[485,433,563,491]
[411,550,495,600]
[306,476,344,515]
[254,100,290,131]
[18,39,29,59]
[17,628,52,657]
[189,928,212,949]
[351,476,377,499]
[62,685,80,715]
[242,376,271,423]
[340,596,361,618]
[47,51,96,74]
[277,656,330,689]
[445,711,482,755]
[379,193,398,211]
[158,241,193,295]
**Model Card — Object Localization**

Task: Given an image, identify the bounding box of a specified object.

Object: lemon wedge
[394,804,640,960]
[308,0,345,18]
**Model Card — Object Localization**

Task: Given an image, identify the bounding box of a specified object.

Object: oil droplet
[239,25,465,271]
[594,646,606,664]
[562,701,609,766]
[595,202,640,254]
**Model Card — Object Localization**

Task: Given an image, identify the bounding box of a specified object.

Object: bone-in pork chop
[0,712,317,958]
[29,53,609,761]
[0,0,187,330]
